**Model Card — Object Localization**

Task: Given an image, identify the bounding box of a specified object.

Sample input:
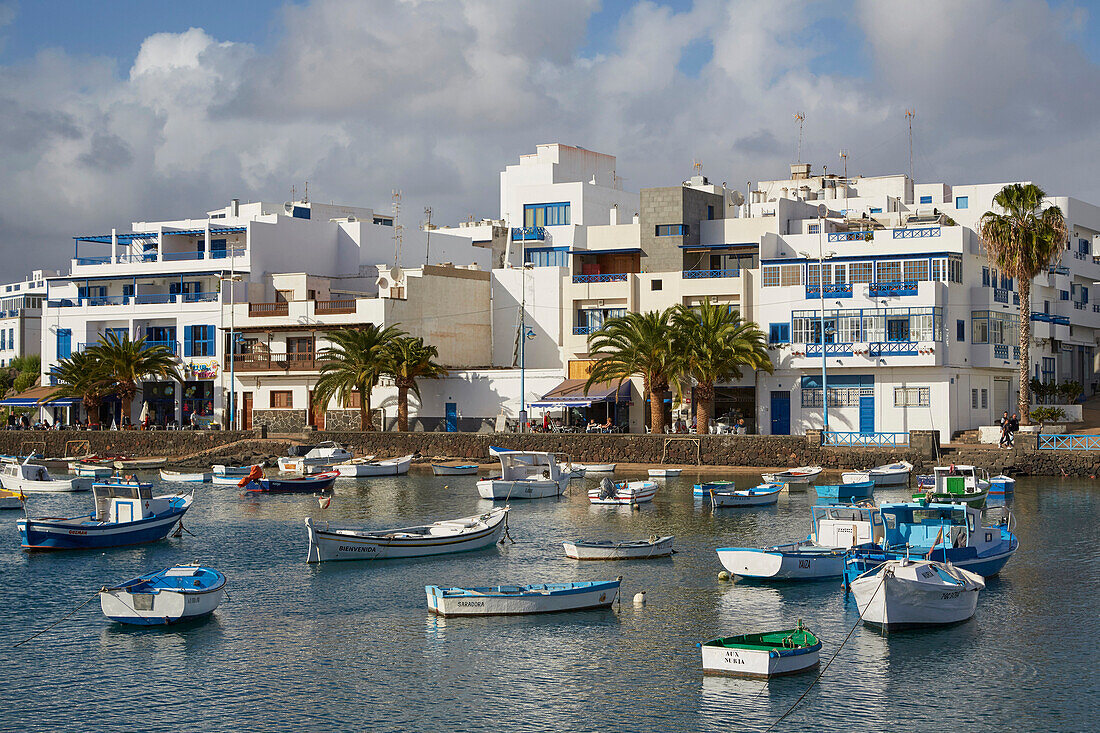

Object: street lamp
[220,273,243,430]
[800,204,836,433]
[518,261,535,432]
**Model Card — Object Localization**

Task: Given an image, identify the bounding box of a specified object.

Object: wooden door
[242,392,253,430]
[308,389,324,429]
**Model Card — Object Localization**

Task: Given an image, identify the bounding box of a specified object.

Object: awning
[0,385,81,407]
[569,247,642,255]
[678,243,758,250]
[531,379,631,408]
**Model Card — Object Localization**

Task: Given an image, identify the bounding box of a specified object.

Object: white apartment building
[0,270,54,367]
[39,197,488,426]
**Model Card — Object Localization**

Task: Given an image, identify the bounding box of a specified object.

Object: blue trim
[762,251,959,265]
[570,247,642,255]
[801,374,872,388]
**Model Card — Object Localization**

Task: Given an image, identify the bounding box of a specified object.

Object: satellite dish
[817,204,828,217]
[730,190,745,207]
[283,202,293,214]
[346,215,356,222]
[389,265,403,282]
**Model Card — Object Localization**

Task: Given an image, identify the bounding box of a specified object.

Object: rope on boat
[763,570,888,732]
[12,590,102,648]
[499,509,516,545]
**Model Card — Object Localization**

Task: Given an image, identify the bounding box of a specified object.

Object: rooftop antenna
[291,185,297,202]
[391,189,403,268]
[424,206,432,266]
[794,112,805,163]
[839,149,849,215]
[693,159,703,175]
[905,109,916,181]
[303,181,310,204]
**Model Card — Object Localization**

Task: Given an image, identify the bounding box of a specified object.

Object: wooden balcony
[248,302,289,316]
[228,351,320,372]
[315,299,356,315]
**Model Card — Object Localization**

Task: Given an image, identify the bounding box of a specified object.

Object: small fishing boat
[477,451,570,500]
[912,465,989,508]
[693,480,735,495]
[159,469,212,483]
[212,464,258,476]
[431,461,480,476]
[211,474,247,486]
[334,455,411,477]
[699,621,822,678]
[563,536,673,560]
[648,467,682,478]
[588,478,659,505]
[575,463,616,473]
[305,507,509,562]
[850,558,984,630]
[18,483,192,550]
[0,487,25,509]
[761,466,822,489]
[425,579,621,616]
[989,474,1015,495]
[717,502,884,581]
[706,483,783,508]
[278,442,354,472]
[1,458,92,493]
[112,458,166,470]
[99,565,227,625]
[69,462,114,479]
[841,460,913,487]
[814,480,875,501]
[563,462,587,479]
[242,471,338,494]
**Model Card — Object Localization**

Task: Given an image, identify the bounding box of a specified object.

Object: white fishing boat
[425,579,620,616]
[159,469,212,483]
[477,451,570,500]
[112,458,166,470]
[699,621,822,678]
[431,461,480,476]
[588,478,659,505]
[305,507,508,562]
[334,455,412,477]
[563,536,673,560]
[563,462,587,479]
[706,483,782,508]
[0,458,91,493]
[850,558,984,630]
[212,464,258,476]
[575,463,616,473]
[279,442,354,472]
[841,460,913,487]
[761,466,822,489]
[211,474,247,486]
[0,487,25,509]
[69,462,114,479]
[648,467,682,478]
[99,565,227,625]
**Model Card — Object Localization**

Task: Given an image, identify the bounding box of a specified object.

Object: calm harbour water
[0,470,1095,732]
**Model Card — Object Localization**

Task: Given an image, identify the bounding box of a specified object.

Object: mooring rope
[12,590,102,648]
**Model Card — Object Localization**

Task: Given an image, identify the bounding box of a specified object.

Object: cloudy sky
[1,0,1098,275]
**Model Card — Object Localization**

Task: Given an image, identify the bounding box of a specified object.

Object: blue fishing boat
[989,475,1015,494]
[17,483,192,551]
[692,480,736,496]
[842,501,1018,588]
[242,471,337,494]
[99,565,227,625]
[814,480,874,501]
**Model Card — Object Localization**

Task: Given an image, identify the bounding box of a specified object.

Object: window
[769,323,790,344]
[210,238,227,258]
[577,307,627,331]
[1080,238,1091,255]
[957,319,965,342]
[761,266,780,287]
[1,331,6,350]
[1042,357,1056,382]
[956,196,969,209]
[184,325,215,357]
[170,281,203,296]
[982,267,989,286]
[270,391,293,408]
[833,264,847,283]
[876,260,902,282]
[949,258,962,283]
[869,207,883,214]
[655,224,688,236]
[524,202,571,228]
[122,284,134,298]
[971,310,1018,345]
[981,389,988,409]
[895,386,930,407]
[650,279,662,291]
[373,217,393,226]
[808,224,820,234]
[1060,290,1070,301]
[849,262,873,283]
[7,328,12,349]
[707,205,714,220]
[989,268,998,288]
[525,247,568,267]
[903,260,929,282]
[1084,287,1090,305]
[779,265,802,287]
[57,329,71,359]
[919,195,933,204]
[709,252,756,271]
[971,389,978,409]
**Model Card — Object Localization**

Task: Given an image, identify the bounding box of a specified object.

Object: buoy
[718,571,731,581]
[318,494,331,509]
[633,592,646,605]
[631,502,641,512]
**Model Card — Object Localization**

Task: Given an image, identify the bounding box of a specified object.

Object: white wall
[491,267,564,370]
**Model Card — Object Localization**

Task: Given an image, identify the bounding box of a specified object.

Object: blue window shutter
[183,326,192,357]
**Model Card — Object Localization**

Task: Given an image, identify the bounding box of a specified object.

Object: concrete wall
[639,186,724,273]
[491,268,564,369]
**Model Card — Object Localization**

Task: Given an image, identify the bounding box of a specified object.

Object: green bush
[1029,406,1066,423]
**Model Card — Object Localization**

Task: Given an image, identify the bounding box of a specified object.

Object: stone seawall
[0,430,259,458]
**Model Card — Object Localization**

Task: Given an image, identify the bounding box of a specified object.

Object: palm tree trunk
[650,389,664,434]
[397,385,409,432]
[358,389,368,430]
[363,386,374,431]
[120,384,136,425]
[695,382,713,435]
[1019,284,1032,426]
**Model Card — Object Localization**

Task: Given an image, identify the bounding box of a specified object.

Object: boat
[425,579,620,616]
[17,483,192,550]
[717,502,884,581]
[692,480,736,495]
[278,442,354,472]
[840,460,913,487]
[761,466,822,488]
[849,558,984,630]
[648,467,682,478]
[305,507,509,562]
[575,463,616,473]
[989,474,1015,495]
[588,478,659,505]
[334,455,412,477]
[814,480,875,501]
[699,621,822,678]
[563,462,587,479]
[99,565,227,625]
[1,458,92,493]
[112,458,166,470]
[242,471,338,494]
[212,464,259,476]
[69,461,114,479]
[431,461,480,476]
[0,487,25,509]
[912,465,990,508]
[211,474,247,486]
[477,451,570,500]
[563,536,674,560]
[705,483,783,508]
[843,501,1018,586]
[159,469,212,483]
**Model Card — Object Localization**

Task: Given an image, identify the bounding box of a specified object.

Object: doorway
[770,391,790,435]
[242,392,253,430]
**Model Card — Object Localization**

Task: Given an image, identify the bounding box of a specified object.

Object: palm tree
[313,324,405,430]
[673,299,773,434]
[586,309,681,434]
[979,183,1068,425]
[89,331,183,424]
[382,336,448,431]
[42,351,112,426]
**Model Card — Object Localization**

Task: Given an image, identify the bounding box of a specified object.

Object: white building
[0,270,53,367]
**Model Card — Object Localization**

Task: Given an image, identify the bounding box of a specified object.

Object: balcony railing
[116,253,158,264]
[805,283,853,298]
[161,251,206,262]
[1074,251,1088,260]
[1031,312,1052,322]
[1014,292,1020,305]
[145,340,179,355]
[75,256,112,266]
[1053,315,1070,325]
[1039,434,1100,450]
[248,302,289,316]
[1093,304,1100,313]
[572,273,628,284]
[181,292,218,303]
[993,288,1009,304]
[805,342,854,357]
[133,293,175,305]
[892,226,941,239]
[993,344,1009,359]
[573,326,596,335]
[682,269,739,279]
[1013,346,1020,359]
[827,231,874,243]
[824,431,910,447]
[315,299,357,315]
[210,247,247,260]
[229,351,318,372]
[83,296,128,306]
[868,281,918,297]
[511,227,546,241]
[868,341,921,356]
[1074,301,1086,310]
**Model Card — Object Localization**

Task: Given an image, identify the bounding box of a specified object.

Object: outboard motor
[599,478,618,500]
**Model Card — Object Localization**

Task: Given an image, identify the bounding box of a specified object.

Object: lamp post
[220,270,242,430]
[518,260,534,432]
[801,204,836,434]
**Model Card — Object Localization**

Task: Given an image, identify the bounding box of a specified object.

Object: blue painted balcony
[144,340,178,355]
[805,283,852,298]
[682,269,739,279]
[210,247,247,260]
[573,273,628,284]
[511,227,546,241]
[993,288,1009,304]
[1031,312,1052,322]
[181,292,219,303]
[993,344,1009,360]
[891,227,941,239]
[116,253,158,264]
[869,341,920,356]
[161,251,206,262]
[573,326,596,336]
[805,342,854,357]
[827,231,874,243]
[869,281,918,297]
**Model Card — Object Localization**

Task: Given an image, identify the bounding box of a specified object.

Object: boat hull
[245,473,337,494]
[2,477,92,493]
[71,464,113,478]
[100,583,225,625]
[335,457,412,477]
[815,481,875,501]
[431,464,480,476]
[212,465,253,476]
[18,501,190,551]
[700,642,821,678]
[425,581,619,616]
[588,480,658,505]
[477,476,568,500]
[844,542,1017,586]
[707,487,782,507]
[159,470,211,483]
[648,468,681,478]
[716,546,846,580]
[563,536,673,560]
[304,509,507,562]
[989,475,1015,495]
[851,569,981,630]
[578,464,615,473]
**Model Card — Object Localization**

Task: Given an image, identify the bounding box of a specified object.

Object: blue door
[445,402,458,433]
[859,389,874,434]
[770,391,790,435]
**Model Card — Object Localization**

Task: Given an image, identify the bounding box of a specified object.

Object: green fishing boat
[699,620,821,678]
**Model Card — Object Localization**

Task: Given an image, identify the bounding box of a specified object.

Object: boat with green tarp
[699,621,821,677]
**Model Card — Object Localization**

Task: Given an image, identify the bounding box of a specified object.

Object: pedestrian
[736,417,747,435]
[998,411,1010,447]
[1007,413,1019,447]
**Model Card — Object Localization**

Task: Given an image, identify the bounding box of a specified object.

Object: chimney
[231,198,240,217]
[610,205,618,226]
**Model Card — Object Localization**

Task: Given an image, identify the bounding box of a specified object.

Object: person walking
[998,411,1011,448]
[1007,413,1019,447]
